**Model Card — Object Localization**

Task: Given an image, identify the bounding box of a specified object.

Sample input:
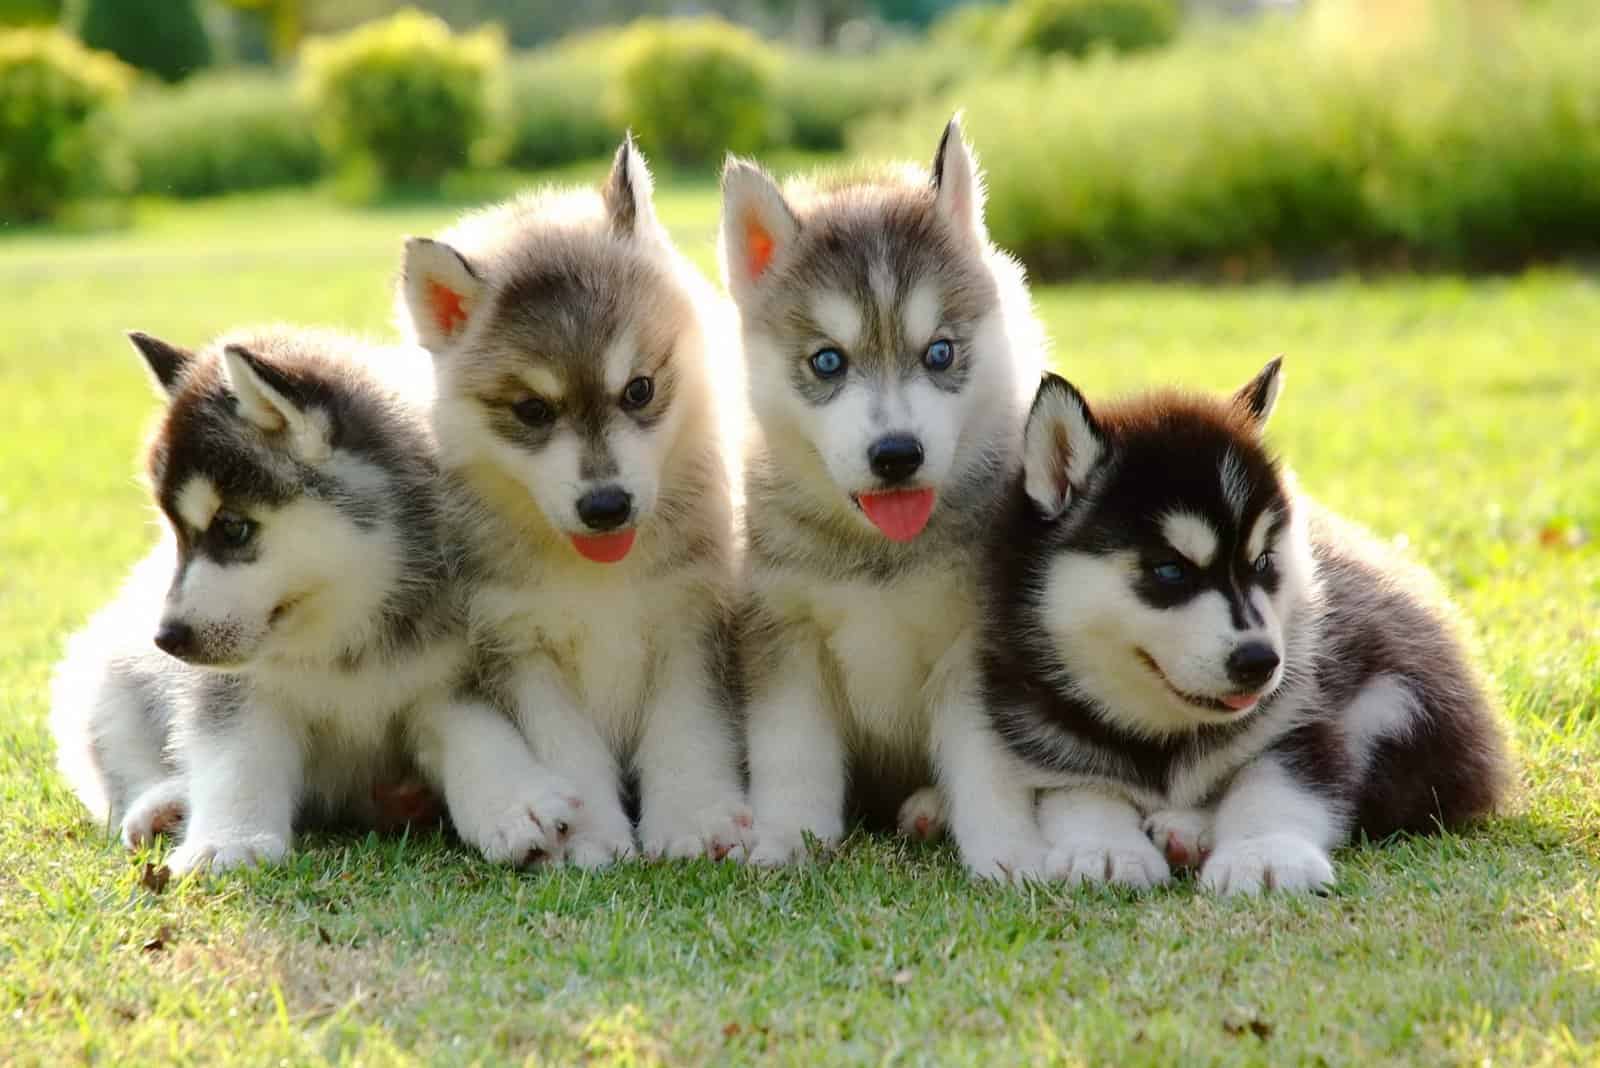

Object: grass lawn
[2,185,1597,1066]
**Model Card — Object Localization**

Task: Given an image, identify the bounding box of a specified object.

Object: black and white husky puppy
[51,327,577,874]
[971,360,1511,893]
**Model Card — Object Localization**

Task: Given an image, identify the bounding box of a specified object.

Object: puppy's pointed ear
[1023,373,1105,520]
[127,331,195,398]
[1233,356,1284,428]
[603,132,662,240]
[719,156,797,305]
[222,344,332,463]
[932,114,986,244]
[401,237,484,353]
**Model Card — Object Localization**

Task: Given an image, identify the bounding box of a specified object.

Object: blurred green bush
[301,9,503,189]
[504,34,624,169]
[0,29,131,222]
[66,0,211,83]
[999,0,1181,59]
[774,44,966,152]
[614,17,775,166]
[121,73,325,198]
[862,11,1600,277]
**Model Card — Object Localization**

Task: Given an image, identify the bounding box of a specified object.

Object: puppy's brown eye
[512,397,554,427]
[621,376,654,410]
[214,513,256,548]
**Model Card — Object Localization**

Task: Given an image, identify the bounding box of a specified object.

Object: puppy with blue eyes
[399,137,751,866]
[720,117,1050,874]
[972,361,1510,894]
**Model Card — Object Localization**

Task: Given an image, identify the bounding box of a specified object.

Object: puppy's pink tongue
[570,530,636,563]
[1221,693,1260,711]
[858,488,935,543]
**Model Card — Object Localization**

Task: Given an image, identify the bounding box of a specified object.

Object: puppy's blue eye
[810,348,846,379]
[924,339,955,371]
[1151,561,1187,584]
[214,514,256,548]
[1253,551,1275,574]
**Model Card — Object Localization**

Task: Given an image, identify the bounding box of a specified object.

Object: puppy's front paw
[463,788,578,868]
[744,822,835,868]
[1046,829,1170,890]
[564,827,636,869]
[120,781,187,849]
[642,802,753,862]
[168,832,289,875]
[963,839,1048,883]
[1200,833,1333,896]
[896,786,948,842]
[1143,808,1213,869]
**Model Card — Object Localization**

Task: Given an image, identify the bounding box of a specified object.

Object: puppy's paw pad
[1046,837,1171,890]
[121,795,186,850]
[1200,834,1333,896]
[1143,808,1212,869]
[896,787,948,842]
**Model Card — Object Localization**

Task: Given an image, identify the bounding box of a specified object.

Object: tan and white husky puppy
[720,118,1049,875]
[398,139,750,866]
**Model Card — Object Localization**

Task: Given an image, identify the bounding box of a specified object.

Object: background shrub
[614,17,775,166]
[0,29,130,221]
[999,0,1180,59]
[504,40,623,169]
[301,9,503,188]
[773,44,964,152]
[121,72,325,198]
[65,0,211,83]
[859,10,1600,277]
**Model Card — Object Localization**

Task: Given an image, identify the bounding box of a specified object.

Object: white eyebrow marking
[1161,511,1219,568]
[1220,448,1251,519]
[1246,507,1279,561]
[520,367,564,400]
[601,327,638,394]
[175,476,221,532]
[810,291,862,351]
[902,279,942,345]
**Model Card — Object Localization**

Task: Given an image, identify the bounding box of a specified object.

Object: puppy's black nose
[154,620,195,659]
[867,434,924,484]
[576,486,633,531]
[1226,642,1280,690]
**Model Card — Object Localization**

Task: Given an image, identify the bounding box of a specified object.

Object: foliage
[301,8,503,189]
[0,28,130,221]
[773,43,964,151]
[614,16,776,166]
[0,0,59,25]
[121,73,324,198]
[998,0,1180,59]
[65,0,212,83]
[503,36,624,169]
[863,12,1600,277]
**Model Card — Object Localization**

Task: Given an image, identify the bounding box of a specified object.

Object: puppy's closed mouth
[1135,649,1264,714]
[269,596,304,628]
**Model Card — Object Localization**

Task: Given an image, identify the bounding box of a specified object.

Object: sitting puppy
[397,138,749,866]
[50,327,576,873]
[970,360,1511,893]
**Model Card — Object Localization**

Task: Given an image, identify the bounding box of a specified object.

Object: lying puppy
[51,327,576,873]
[967,360,1511,892]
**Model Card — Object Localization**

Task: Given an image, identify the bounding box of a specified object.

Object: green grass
[2,186,1597,1065]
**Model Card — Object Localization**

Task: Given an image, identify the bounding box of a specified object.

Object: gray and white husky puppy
[720,118,1049,873]
[397,138,750,866]
[51,327,577,874]
[975,360,1511,893]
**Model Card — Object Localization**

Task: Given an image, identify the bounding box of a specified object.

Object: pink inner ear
[426,280,468,336]
[744,215,776,280]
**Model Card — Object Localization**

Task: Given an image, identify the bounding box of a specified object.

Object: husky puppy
[720,118,1049,873]
[397,138,749,866]
[975,360,1511,893]
[50,327,577,874]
